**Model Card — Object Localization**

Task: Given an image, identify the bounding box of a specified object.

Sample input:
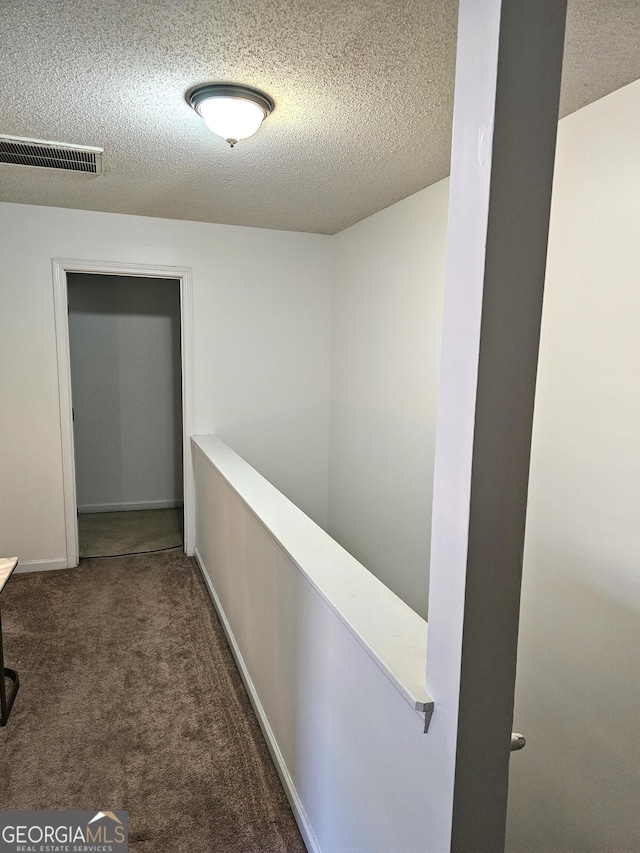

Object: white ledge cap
[192,435,433,724]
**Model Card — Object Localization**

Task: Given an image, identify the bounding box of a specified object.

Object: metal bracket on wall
[418,700,434,734]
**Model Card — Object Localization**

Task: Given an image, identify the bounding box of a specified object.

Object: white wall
[0,204,332,568]
[326,78,640,851]
[329,181,448,619]
[505,79,640,852]
[193,437,449,853]
[68,274,183,512]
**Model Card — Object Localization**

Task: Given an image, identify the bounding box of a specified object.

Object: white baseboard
[194,547,320,853]
[15,558,69,574]
[78,500,184,513]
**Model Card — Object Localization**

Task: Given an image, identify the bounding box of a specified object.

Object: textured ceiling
[1,0,639,234]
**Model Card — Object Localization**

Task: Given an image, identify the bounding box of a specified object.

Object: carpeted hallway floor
[0,550,306,852]
[78,507,183,558]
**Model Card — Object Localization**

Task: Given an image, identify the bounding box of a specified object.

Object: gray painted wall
[68,274,183,512]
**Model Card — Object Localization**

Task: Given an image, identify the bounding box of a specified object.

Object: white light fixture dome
[189,84,274,147]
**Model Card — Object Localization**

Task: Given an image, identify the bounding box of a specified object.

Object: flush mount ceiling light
[188,84,274,148]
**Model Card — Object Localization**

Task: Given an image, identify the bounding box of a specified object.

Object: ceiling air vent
[0,135,103,175]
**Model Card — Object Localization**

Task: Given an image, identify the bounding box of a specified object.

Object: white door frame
[52,258,196,567]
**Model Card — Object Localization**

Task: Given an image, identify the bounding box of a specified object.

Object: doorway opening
[53,259,195,567]
[68,273,183,558]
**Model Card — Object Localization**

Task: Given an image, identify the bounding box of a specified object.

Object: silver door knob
[511,733,526,751]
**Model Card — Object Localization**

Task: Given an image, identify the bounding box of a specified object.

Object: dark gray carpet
[0,551,306,852]
[78,508,183,558]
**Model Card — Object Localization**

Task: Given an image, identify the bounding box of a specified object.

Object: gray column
[425,1,567,850]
